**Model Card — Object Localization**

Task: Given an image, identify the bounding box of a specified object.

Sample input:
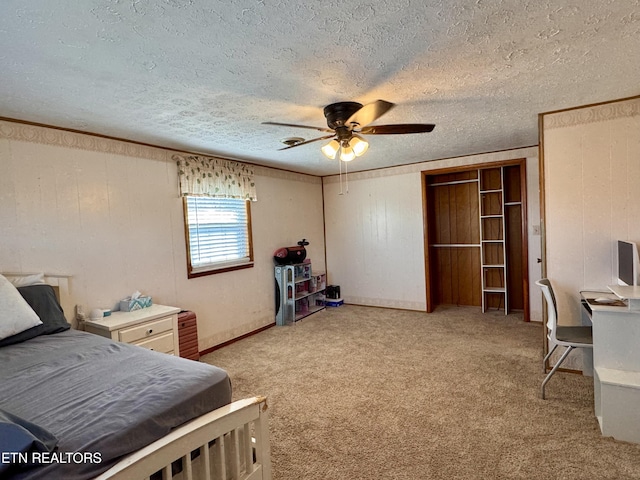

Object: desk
[581,289,640,444]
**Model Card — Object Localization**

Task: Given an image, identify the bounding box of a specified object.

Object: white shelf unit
[275,262,326,326]
[479,168,508,314]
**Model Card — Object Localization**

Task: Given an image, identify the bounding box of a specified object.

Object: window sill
[188,261,254,279]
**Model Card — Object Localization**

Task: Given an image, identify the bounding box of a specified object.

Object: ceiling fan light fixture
[350,135,369,157]
[264,100,435,166]
[321,139,340,159]
[340,144,356,162]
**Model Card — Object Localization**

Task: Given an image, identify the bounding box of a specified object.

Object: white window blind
[186,196,252,272]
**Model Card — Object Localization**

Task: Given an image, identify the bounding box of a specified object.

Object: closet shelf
[484,287,506,293]
[479,167,508,314]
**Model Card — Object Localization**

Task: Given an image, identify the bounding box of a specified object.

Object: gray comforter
[0,329,231,479]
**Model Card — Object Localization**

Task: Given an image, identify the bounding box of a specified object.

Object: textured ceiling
[1,1,639,176]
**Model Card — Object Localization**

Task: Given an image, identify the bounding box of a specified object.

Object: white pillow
[7,273,45,288]
[0,274,43,340]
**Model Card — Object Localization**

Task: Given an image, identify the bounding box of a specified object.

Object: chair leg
[541,346,574,400]
[543,344,558,373]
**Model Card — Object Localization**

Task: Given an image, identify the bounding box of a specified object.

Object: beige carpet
[201,305,640,479]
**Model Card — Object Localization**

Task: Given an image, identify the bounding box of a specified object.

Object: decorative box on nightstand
[83,304,181,355]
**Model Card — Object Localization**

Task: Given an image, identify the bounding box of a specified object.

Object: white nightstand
[83,304,181,355]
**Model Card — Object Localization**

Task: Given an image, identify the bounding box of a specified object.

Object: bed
[0,273,271,480]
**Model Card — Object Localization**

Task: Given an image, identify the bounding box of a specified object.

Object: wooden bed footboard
[95,397,272,480]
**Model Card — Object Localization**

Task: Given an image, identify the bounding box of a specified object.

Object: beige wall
[322,147,542,320]
[542,97,640,327]
[0,117,543,355]
[0,120,325,350]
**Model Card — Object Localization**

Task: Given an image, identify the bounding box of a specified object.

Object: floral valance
[173,154,257,201]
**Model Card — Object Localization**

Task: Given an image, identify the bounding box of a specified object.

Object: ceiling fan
[263,100,435,162]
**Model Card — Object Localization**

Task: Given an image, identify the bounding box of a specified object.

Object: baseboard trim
[199,322,275,356]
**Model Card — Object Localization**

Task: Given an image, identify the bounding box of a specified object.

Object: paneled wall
[426,171,482,307]
[323,147,542,320]
[0,120,325,350]
[542,97,640,328]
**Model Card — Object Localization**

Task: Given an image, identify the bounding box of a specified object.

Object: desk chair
[536,279,593,399]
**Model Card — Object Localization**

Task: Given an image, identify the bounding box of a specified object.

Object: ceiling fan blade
[262,121,334,133]
[346,100,395,128]
[277,134,336,151]
[359,123,436,135]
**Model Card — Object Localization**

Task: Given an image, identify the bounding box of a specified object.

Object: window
[183,196,253,277]
[174,153,257,277]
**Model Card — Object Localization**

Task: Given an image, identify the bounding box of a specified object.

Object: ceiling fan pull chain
[345,160,349,194]
[339,158,344,195]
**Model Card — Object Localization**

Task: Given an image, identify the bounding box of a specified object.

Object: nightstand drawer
[133,331,174,353]
[119,316,174,343]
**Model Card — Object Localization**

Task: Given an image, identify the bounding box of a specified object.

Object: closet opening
[422,159,529,321]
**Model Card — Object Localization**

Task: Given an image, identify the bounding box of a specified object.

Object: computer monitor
[617,240,639,287]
